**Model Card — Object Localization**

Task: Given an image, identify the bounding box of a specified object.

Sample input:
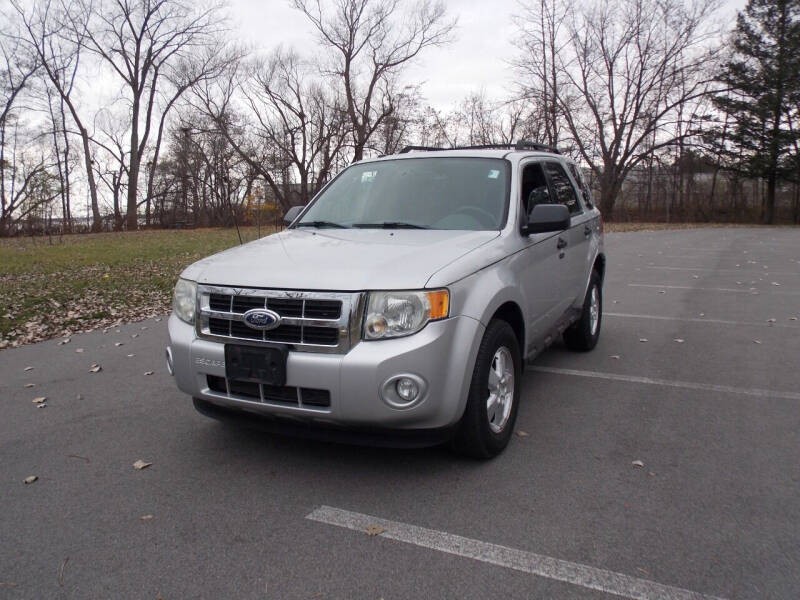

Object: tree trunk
[765,173,776,224]
[79,126,102,232]
[598,170,621,218]
[126,96,141,231]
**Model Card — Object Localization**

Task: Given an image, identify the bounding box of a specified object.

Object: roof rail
[398,145,445,153]
[398,141,561,155]
[514,140,561,154]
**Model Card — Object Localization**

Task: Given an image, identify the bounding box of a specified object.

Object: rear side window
[567,163,593,209]
[544,162,581,215]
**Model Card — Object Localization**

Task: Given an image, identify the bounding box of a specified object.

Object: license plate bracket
[224,344,288,386]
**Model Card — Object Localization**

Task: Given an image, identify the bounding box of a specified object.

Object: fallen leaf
[141,326,148,330]
[658,290,666,294]
[639,338,648,343]
[57,338,71,345]
[37,403,47,409]
[790,317,798,321]
[648,472,656,477]
[753,340,762,344]
[32,397,47,404]
[155,318,162,322]
[632,460,645,468]
[115,342,124,347]
[611,355,620,359]
[23,475,38,484]
[772,282,780,286]
[126,353,135,358]
[131,333,139,338]
[58,557,69,587]
[673,338,685,343]
[24,383,35,388]
[133,460,152,470]
[89,365,102,373]
[24,366,33,371]
[140,514,154,521]
[692,275,699,279]
[75,348,84,353]
[144,371,154,376]
[76,394,83,400]
[516,430,529,437]
[767,318,776,323]
[365,525,385,536]
[699,313,705,317]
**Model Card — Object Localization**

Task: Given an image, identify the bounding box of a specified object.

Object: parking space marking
[628,283,800,295]
[646,266,800,276]
[529,367,800,401]
[605,312,799,329]
[306,505,726,600]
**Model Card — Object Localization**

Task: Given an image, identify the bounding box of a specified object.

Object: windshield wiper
[352,221,429,229]
[295,220,348,229]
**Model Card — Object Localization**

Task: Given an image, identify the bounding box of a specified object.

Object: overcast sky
[230,0,533,109]
[229,0,745,111]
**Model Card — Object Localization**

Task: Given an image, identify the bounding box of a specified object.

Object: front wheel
[563,271,602,351]
[452,320,522,459]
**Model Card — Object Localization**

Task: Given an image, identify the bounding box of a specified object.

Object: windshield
[295,157,510,230]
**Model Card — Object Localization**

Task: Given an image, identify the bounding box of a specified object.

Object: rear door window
[566,163,593,209]
[544,162,582,215]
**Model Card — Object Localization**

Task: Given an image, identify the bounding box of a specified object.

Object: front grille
[209,293,340,320]
[198,287,357,353]
[207,375,331,408]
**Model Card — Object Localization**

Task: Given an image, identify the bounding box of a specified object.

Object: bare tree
[14,0,104,231]
[74,0,224,229]
[293,0,455,162]
[516,0,720,217]
[192,47,349,211]
[513,0,569,147]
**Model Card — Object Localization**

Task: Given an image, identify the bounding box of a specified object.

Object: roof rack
[398,141,561,155]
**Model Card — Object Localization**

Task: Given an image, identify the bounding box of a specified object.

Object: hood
[181,228,500,291]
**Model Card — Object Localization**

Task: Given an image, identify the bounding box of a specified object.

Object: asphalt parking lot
[2,227,799,599]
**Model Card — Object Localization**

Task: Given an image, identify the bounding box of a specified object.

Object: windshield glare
[296,157,510,231]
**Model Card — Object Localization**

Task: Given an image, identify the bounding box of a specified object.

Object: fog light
[395,377,419,402]
[380,374,427,409]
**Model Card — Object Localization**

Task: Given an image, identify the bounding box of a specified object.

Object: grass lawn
[0,221,781,348]
[0,227,272,349]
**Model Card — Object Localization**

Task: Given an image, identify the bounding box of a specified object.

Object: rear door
[542,160,592,308]
[516,159,567,353]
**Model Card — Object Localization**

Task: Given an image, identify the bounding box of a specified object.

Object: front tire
[452,320,522,459]
[563,271,602,351]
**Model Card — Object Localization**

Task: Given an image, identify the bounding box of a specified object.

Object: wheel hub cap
[487,346,514,433]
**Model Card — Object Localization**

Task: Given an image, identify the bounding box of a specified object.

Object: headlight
[173,278,197,324]
[363,289,449,340]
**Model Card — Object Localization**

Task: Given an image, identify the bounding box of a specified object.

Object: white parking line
[306,505,726,600]
[529,366,800,401]
[628,283,800,295]
[647,266,800,276]
[605,312,800,329]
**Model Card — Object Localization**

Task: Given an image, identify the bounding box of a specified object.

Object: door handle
[584,225,592,237]
[557,237,568,249]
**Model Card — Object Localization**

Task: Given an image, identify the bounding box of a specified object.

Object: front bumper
[168,313,484,431]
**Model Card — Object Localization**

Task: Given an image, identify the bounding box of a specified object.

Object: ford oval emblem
[242,308,282,331]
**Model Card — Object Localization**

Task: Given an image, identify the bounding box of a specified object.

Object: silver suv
[167,142,605,457]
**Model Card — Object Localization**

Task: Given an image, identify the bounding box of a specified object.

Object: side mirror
[522,203,570,235]
[282,205,305,225]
